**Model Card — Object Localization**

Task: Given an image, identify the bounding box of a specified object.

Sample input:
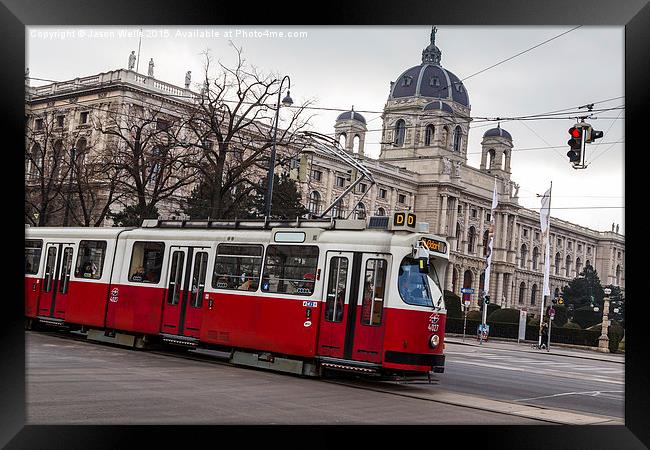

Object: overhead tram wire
[585,108,625,166]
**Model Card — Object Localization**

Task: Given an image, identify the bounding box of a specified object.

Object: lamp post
[598,287,612,353]
[264,75,293,222]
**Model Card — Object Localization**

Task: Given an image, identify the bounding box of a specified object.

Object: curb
[445,335,624,364]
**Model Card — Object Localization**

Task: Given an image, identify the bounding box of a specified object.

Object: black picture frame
[2,0,647,447]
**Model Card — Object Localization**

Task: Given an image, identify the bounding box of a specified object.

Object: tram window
[25,239,43,275]
[325,257,348,322]
[398,257,434,307]
[59,247,74,294]
[360,259,387,326]
[190,252,209,308]
[128,241,165,283]
[167,251,184,305]
[43,246,57,293]
[74,240,107,279]
[212,244,263,291]
[261,245,319,296]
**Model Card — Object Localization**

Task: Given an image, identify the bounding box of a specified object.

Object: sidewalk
[445,333,625,364]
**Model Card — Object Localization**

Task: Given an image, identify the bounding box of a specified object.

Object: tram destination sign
[420,237,447,255]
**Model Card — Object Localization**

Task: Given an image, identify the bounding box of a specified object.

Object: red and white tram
[24,214,449,378]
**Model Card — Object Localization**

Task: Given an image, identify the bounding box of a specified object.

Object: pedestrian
[541,321,549,349]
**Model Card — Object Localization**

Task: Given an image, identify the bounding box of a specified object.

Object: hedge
[445,317,601,346]
[487,308,520,324]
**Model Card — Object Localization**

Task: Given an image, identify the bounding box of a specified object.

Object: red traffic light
[569,127,581,138]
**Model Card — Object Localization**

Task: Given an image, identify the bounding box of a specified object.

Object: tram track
[26,329,621,425]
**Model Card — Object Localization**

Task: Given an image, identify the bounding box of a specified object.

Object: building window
[576,257,582,275]
[80,111,89,124]
[482,230,490,256]
[394,119,406,147]
[74,240,107,279]
[335,176,345,187]
[520,244,528,269]
[128,241,165,284]
[568,241,572,250]
[35,118,44,130]
[398,194,406,204]
[56,115,65,128]
[532,247,539,271]
[261,245,319,296]
[565,255,572,277]
[213,244,263,291]
[156,118,170,130]
[355,202,366,220]
[617,251,621,259]
[453,126,463,153]
[530,284,538,306]
[401,76,413,87]
[360,259,387,326]
[578,244,582,251]
[554,252,562,275]
[376,207,386,216]
[471,208,477,218]
[430,76,440,87]
[458,204,462,214]
[486,213,491,222]
[311,169,322,181]
[379,188,387,199]
[587,247,592,255]
[358,183,367,193]
[518,282,526,305]
[557,238,562,247]
[523,228,528,238]
[308,191,322,215]
[468,226,476,253]
[424,124,435,146]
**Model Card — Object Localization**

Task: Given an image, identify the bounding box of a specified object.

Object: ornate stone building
[296,28,625,310]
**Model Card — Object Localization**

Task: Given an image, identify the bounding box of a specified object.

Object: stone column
[495,272,503,306]
[369,183,377,215]
[439,195,448,235]
[450,197,459,250]
[325,169,334,207]
[501,213,508,251]
[463,201,470,254]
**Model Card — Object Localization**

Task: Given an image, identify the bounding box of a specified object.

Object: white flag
[483,177,498,297]
[539,185,552,297]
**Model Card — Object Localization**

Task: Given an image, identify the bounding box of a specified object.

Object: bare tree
[25,110,74,226]
[183,45,315,219]
[97,98,199,222]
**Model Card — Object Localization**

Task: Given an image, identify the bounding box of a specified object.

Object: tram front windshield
[398,256,444,309]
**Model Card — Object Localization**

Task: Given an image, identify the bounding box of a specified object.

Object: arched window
[518,282,526,304]
[530,284,538,306]
[355,202,366,220]
[51,139,64,180]
[532,247,539,271]
[376,207,386,216]
[308,191,321,215]
[616,264,621,285]
[585,260,591,269]
[338,133,347,149]
[453,126,462,153]
[455,222,461,251]
[27,143,42,177]
[394,119,406,147]
[467,226,476,253]
[575,257,582,275]
[424,124,435,146]
[501,151,508,170]
[554,287,560,299]
[487,149,495,168]
[149,146,162,186]
[463,270,473,296]
[483,230,490,256]
[75,137,87,168]
[565,255,572,278]
[353,135,360,153]
[520,244,528,269]
[554,252,562,275]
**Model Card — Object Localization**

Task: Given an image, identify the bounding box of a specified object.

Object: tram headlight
[429,334,440,349]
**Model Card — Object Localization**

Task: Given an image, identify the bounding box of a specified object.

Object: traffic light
[567,126,583,163]
[584,126,604,144]
[558,297,564,305]
[484,295,490,305]
[552,298,558,305]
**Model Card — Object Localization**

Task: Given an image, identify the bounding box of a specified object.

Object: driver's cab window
[398,256,443,308]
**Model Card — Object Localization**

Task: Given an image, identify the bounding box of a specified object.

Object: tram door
[317,252,354,358]
[39,243,76,319]
[161,246,210,338]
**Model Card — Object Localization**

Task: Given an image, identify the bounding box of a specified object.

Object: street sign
[463,300,471,307]
[461,288,475,294]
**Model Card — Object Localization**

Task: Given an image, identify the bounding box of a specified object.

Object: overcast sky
[26,25,624,234]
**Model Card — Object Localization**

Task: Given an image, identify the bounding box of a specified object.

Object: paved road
[26,331,545,425]
[437,340,624,419]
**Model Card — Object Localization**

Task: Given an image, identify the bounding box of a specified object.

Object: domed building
[299,27,624,311]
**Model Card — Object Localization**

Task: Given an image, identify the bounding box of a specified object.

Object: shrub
[551,304,568,327]
[466,310,482,321]
[586,321,625,353]
[444,290,462,319]
[487,308,521,324]
[572,306,601,329]
[563,321,582,330]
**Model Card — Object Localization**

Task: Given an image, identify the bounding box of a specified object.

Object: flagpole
[538,181,552,348]
[135,28,143,73]
[480,176,498,344]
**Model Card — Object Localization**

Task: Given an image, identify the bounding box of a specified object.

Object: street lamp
[264,75,293,222]
[598,287,612,353]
